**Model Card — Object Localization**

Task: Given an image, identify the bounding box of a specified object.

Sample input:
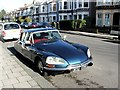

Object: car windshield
[4,24,19,30]
[33,31,62,43]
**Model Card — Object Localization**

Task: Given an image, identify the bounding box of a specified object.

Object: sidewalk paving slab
[0,41,56,89]
[13,82,32,88]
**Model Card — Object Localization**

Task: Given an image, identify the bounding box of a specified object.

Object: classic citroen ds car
[14,28,93,76]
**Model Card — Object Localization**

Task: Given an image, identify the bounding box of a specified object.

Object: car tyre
[38,60,48,77]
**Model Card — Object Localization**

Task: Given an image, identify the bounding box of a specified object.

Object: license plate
[72,67,81,72]
[81,64,87,69]
[13,30,16,32]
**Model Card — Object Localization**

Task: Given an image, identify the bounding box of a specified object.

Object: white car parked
[0,22,21,40]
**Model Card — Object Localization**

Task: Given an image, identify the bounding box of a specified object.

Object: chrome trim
[44,59,93,71]
[81,60,92,66]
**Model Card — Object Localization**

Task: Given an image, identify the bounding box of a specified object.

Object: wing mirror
[63,35,67,40]
[25,41,31,46]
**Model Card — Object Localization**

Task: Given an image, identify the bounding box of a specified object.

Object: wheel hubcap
[38,61,43,73]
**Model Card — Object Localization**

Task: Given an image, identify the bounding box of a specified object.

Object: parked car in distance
[14,28,93,76]
[39,22,54,28]
[20,22,28,28]
[0,22,21,40]
[27,22,40,28]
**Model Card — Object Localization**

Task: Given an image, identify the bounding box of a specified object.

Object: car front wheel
[38,60,48,77]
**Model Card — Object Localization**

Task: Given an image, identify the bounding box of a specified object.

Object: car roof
[23,28,58,33]
[0,22,19,25]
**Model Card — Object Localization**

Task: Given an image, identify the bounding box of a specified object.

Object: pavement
[0,30,119,89]
[60,30,118,40]
[0,41,56,89]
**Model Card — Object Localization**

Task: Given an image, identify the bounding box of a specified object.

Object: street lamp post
[56,0,59,22]
[45,1,53,22]
[43,1,49,22]
[71,0,74,20]
[31,0,35,22]
[32,6,35,22]
[56,0,59,29]
[46,3,49,22]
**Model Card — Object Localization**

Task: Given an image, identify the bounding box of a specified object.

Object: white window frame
[105,13,110,26]
[83,0,89,8]
[97,13,103,26]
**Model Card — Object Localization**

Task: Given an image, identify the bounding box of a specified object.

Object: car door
[24,33,39,62]
[25,44,36,62]
[14,32,26,54]
[21,32,33,60]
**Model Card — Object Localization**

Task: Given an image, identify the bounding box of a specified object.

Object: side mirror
[63,35,67,40]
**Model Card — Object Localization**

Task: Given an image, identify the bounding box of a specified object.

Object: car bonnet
[34,40,88,65]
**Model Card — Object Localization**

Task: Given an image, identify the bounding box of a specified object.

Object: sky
[0,0,34,12]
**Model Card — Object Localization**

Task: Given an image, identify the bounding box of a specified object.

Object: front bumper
[44,59,93,71]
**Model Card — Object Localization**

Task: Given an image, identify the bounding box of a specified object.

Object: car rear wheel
[37,60,48,77]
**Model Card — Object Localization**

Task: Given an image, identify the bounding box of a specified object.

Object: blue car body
[14,28,93,75]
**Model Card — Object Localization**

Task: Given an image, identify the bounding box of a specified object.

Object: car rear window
[4,24,20,30]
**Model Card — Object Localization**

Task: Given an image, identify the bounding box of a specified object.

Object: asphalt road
[1,33,119,88]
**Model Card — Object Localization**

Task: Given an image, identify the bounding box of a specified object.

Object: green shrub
[59,20,74,30]
[59,19,86,30]
[25,17,32,22]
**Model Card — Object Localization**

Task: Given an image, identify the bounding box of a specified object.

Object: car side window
[26,32,31,41]
[20,32,26,41]
[26,32,33,43]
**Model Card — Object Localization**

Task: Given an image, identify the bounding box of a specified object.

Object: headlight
[46,56,66,64]
[87,49,91,58]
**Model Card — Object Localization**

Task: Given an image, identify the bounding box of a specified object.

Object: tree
[25,17,32,22]
[1,17,4,21]
[0,9,6,20]
[18,16,24,23]
[79,19,86,28]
